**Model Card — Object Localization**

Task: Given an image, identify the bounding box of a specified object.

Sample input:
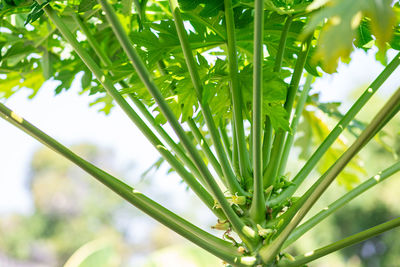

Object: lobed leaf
[304,0,396,73]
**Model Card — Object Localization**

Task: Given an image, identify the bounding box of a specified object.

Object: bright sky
[0,49,399,217]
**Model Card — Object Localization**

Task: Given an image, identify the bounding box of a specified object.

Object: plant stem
[219,124,233,166]
[274,16,293,72]
[249,0,266,223]
[187,118,225,181]
[0,103,241,263]
[278,74,313,176]
[132,0,143,20]
[155,61,219,187]
[263,35,312,188]
[129,96,209,186]
[128,98,183,160]
[259,86,400,263]
[262,16,292,171]
[283,160,400,248]
[73,12,214,193]
[39,2,221,218]
[268,52,400,206]
[72,13,112,67]
[98,0,258,249]
[262,117,273,168]
[267,98,400,231]
[278,217,400,267]
[34,9,99,48]
[232,121,241,178]
[167,0,247,197]
[224,0,252,180]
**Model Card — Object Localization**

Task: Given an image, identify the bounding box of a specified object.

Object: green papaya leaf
[304,0,396,73]
[265,103,290,132]
[78,0,97,13]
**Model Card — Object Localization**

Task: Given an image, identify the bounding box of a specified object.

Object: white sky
[0,49,399,216]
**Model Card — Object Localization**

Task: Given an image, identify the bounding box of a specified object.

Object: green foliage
[24,0,48,25]
[304,0,397,72]
[1,0,400,266]
[78,0,98,13]
[178,0,224,17]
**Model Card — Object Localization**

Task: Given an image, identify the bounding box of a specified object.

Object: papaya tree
[1,0,400,266]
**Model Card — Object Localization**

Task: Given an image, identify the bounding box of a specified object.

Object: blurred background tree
[0,144,128,266]
[0,144,221,266]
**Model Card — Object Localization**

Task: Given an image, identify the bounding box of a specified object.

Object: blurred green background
[0,144,222,267]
